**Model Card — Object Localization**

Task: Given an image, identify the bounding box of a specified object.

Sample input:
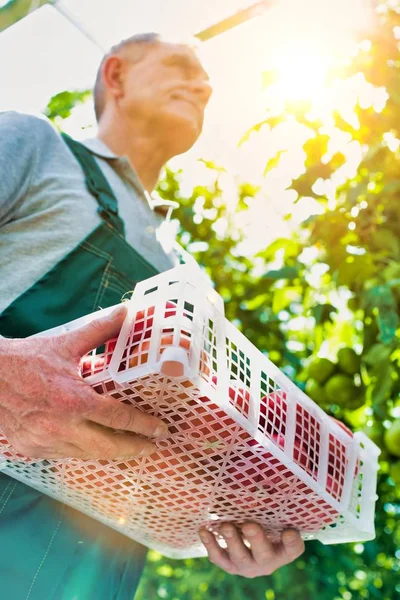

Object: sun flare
[256,0,374,105]
[271,50,333,102]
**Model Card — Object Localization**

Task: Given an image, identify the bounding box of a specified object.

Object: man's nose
[191,78,213,104]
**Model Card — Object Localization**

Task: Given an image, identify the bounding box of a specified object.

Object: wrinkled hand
[199,523,304,578]
[0,305,168,460]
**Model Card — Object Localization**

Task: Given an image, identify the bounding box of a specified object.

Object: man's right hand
[0,305,168,460]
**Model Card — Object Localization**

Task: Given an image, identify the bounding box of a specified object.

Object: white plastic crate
[0,265,380,559]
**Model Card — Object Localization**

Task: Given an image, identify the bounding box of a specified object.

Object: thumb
[64,304,128,358]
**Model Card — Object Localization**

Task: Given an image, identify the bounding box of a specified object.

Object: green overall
[0,134,162,599]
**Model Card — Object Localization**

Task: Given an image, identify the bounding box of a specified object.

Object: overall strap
[61,133,126,236]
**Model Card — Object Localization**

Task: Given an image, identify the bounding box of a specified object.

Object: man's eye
[168,60,191,75]
[178,63,191,75]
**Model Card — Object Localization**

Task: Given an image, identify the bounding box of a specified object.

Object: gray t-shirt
[0,111,178,315]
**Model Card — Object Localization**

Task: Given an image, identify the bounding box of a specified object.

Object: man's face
[121,42,212,153]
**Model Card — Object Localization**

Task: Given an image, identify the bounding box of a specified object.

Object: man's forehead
[155,42,201,62]
[122,39,208,77]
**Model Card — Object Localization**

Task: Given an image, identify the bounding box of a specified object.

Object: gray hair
[93,32,162,122]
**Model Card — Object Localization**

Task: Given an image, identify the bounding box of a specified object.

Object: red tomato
[127,331,211,376]
[259,391,288,437]
[220,394,354,523]
[131,301,177,343]
[199,376,251,415]
[127,301,211,376]
[81,300,183,376]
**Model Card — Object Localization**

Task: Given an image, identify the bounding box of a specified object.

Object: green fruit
[379,450,390,463]
[337,347,361,375]
[390,461,400,485]
[324,374,358,405]
[347,297,359,312]
[362,422,384,447]
[305,379,328,404]
[308,358,336,384]
[346,391,366,410]
[384,420,400,458]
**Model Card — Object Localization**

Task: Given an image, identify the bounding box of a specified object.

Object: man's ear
[102,55,125,101]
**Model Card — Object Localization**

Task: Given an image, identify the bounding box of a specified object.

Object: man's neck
[97,115,169,192]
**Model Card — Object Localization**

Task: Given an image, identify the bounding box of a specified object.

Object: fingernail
[283,530,298,544]
[244,526,258,536]
[221,526,234,538]
[199,530,211,543]
[108,305,126,320]
[139,444,157,457]
[153,424,169,438]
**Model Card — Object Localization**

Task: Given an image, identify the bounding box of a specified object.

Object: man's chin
[164,114,203,155]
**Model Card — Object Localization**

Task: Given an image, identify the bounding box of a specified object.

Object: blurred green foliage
[0,0,51,34]
[44,89,91,123]
[44,2,400,597]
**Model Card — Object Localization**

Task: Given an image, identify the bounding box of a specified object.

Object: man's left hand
[199,523,304,578]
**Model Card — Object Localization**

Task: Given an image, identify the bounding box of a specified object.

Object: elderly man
[0,33,304,598]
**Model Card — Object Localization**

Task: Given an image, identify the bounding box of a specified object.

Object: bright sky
[0,0,378,252]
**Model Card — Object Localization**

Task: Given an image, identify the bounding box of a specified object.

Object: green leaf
[337,255,376,288]
[382,261,400,283]
[238,116,281,146]
[290,173,318,199]
[371,363,394,417]
[263,266,300,281]
[291,150,347,200]
[377,308,399,344]
[370,228,400,256]
[330,151,346,170]
[332,109,358,135]
[44,89,91,121]
[364,285,397,311]
[272,287,300,313]
[363,343,393,365]
[241,293,270,311]
[263,150,287,176]
[198,158,226,173]
[256,237,301,261]
[310,303,338,325]
[304,134,330,168]
[363,285,399,343]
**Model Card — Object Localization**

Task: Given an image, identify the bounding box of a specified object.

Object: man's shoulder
[0,111,60,145]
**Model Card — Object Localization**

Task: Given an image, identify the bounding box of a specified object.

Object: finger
[199,529,237,574]
[219,524,255,569]
[32,442,91,460]
[241,523,276,568]
[85,392,168,438]
[49,443,92,460]
[281,529,305,562]
[63,304,127,359]
[77,421,157,460]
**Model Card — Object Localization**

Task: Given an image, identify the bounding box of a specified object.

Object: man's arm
[0,111,40,226]
[0,111,40,335]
